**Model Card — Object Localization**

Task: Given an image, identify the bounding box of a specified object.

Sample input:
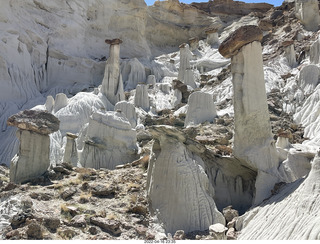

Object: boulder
[219,25,263,59]
[7,110,60,135]
[209,223,227,240]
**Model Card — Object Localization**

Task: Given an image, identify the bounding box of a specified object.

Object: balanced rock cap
[105,39,123,45]
[205,27,219,34]
[179,43,188,48]
[7,110,60,135]
[189,37,199,43]
[219,25,263,58]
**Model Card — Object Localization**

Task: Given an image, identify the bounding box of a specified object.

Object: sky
[145,0,284,7]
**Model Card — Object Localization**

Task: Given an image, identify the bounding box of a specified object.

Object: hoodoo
[178,43,196,89]
[295,0,320,31]
[219,25,280,204]
[100,39,125,106]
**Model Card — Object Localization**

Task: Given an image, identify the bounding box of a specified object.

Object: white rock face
[147,126,225,234]
[114,101,137,128]
[10,130,50,184]
[147,75,157,87]
[184,91,217,127]
[134,84,150,111]
[45,96,55,113]
[178,44,197,89]
[100,42,125,106]
[238,151,320,240]
[295,0,320,31]
[80,111,138,170]
[297,65,320,95]
[231,41,280,204]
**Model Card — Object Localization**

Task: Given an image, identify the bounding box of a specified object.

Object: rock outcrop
[178,44,196,89]
[282,41,296,67]
[114,101,137,128]
[184,92,217,127]
[219,26,280,205]
[7,110,60,183]
[205,28,220,46]
[295,0,320,31]
[147,125,225,234]
[63,133,78,167]
[100,39,125,106]
[310,38,320,64]
[80,111,138,170]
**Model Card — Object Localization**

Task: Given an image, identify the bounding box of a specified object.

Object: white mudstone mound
[178,44,196,89]
[45,96,55,113]
[297,64,320,95]
[63,133,79,167]
[100,39,125,106]
[237,151,320,240]
[184,91,217,127]
[147,126,225,234]
[80,111,138,170]
[114,101,137,128]
[295,0,320,31]
[53,93,68,113]
[134,84,150,111]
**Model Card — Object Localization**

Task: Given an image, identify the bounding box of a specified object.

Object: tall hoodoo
[178,43,197,89]
[100,39,125,106]
[295,0,320,31]
[7,110,60,183]
[219,25,280,204]
[63,132,79,167]
[134,84,150,112]
[282,40,296,68]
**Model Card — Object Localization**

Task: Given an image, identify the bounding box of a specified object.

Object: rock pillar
[282,41,296,67]
[7,110,60,183]
[205,28,220,46]
[178,44,197,89]
[63,133,78,167]
[101,39,125,105]
[188,37,199,51]
[219,25,280,205]
[134,84,150,111]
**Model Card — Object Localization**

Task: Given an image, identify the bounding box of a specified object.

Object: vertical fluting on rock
[63,133,78,167]
[147,126,225,234]
[205,28,220,46]
[219,25,280,205]
[178,44,197,89]
[184,91,217,127]
[7,110,60,183]
[134,84,150,111]
[295,0,320,31]
[100,39,125,105]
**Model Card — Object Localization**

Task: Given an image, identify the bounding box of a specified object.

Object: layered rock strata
[7,110,60,183]
[147,125,225,234]
[219,25,280,204]
[100,39,125,106]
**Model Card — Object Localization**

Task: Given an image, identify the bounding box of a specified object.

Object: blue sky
[145,0,284,7]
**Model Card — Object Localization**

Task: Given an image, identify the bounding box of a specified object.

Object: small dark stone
[60,187,77,200]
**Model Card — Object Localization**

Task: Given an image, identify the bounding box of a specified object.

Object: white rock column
[100,39,125,106]
[63,133,78,167]
[310,38,320,64]
[189,37,199,51]
[282,41,296,67]
[147,126,225,234]
[54,93,68,113]
[178,43,197,89]
[45,95,55,113]
[134,84,150,111]
[219,26,280,205]
[184,91,217,127]
[147,75,156,87]
[295,0,320,31]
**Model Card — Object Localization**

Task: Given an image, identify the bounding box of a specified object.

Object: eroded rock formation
[134,84,150,112]
[7,110,60,183]
[147,125,225,234]
[205,28,220,46]
[63,133,78,167]
[100,39,125,106]
[295,0,320,31]
[114,101,137,128]
[219,25,280,204]
[80,111,138,170]
[178,44,196,89]
[184,91,217,127]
